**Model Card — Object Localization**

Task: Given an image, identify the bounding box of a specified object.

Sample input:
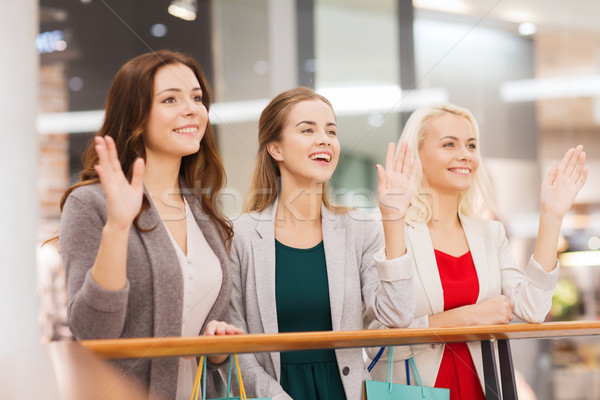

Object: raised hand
[540,145,588,220]
[377,142,418,220]
[94,136,145,230]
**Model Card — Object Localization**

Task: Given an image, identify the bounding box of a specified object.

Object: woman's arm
[361,219,416,329]
[89,136,145,290]
[428,295,514,327]
[534,145,587,271]
[61,192,131,339]
[61,136,145,339]
[377,142,417,259]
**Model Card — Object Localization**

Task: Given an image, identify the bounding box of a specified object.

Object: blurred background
[3,0,600,398]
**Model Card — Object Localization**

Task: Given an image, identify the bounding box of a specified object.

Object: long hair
[245,87,345,213]
[398,103,497,223]
[57,49,232,247]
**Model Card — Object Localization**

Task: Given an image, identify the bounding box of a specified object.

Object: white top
[163,198,222,400]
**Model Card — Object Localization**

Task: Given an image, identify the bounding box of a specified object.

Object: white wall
[0,1,39,355]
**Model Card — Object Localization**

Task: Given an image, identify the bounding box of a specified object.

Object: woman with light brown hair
[227,87,417,399]
[58,50,241,399]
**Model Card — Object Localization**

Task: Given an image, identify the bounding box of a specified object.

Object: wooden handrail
[81,320,600,360]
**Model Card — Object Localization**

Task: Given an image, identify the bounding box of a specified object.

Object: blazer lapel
[406,222,445,315]
[253,202,279,335]
[321,205,345,331]
[138,189,183,337]
[137,189,183,398]
[460,215,490,302]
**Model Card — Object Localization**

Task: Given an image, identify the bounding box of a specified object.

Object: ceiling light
[500,74,600,102]
[518,22,537,36]
[168,0,197,21]
[413,0,470,14]
[559,251,600,268]
[151,23,168,37]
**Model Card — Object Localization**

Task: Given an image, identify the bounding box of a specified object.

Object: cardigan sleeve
[496,221,559,323]
[226,236,292,400]
[60,189,130,339]
[360,218,416,329]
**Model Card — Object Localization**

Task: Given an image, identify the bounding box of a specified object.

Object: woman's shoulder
[461,214,505,236]
[231,212,261,229]
[231,212,265,242]
[60,184,107,228]
[326,208,384,240]
[63,183,106,209]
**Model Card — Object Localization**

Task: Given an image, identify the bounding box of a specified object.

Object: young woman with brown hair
[58,50,241,399]
[227,87,417,400]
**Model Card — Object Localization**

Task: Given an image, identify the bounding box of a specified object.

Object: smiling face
[143,63,208,163]
[418,112,480,195]
[268,99,340,186]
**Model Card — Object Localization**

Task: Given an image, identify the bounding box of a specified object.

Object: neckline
[275,239,324,252]
[434,249,470,259]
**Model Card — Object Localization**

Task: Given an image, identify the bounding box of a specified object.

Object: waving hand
[540,145,588,220]
[377,142,418,220]
[94,136,145,229]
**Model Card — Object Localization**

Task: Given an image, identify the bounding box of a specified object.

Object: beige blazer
[367,214,559,390]
[227,200,416,400]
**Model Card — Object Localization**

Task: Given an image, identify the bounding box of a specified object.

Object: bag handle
[191,356,206,400]
[191,355,248,400]
[367,346,386,372]
[381,347,427,397]
[386,347,394,393]
[226,355,233,396]
[233,355,248,400]
[407,356,426,398]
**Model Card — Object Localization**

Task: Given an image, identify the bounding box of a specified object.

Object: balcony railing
[80,321,600,400]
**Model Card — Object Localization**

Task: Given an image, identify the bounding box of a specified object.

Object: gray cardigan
[59,183,232,400]
[227,201,416,400]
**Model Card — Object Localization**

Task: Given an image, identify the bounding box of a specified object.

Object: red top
[433,250,486,400]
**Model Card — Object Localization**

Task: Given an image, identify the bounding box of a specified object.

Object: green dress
[275,239,346,400]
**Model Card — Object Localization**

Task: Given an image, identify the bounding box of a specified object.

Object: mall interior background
[3,0,600,398]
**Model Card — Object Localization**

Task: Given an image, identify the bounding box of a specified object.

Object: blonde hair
[398,103,497,223]
[245,87,347,214]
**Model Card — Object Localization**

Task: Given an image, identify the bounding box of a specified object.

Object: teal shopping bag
[364,347,449,399]
[191,354,271,400]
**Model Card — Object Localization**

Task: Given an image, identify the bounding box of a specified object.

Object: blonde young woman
[368,103,588,399]
[227,87,418,400]
[58,50,242,399]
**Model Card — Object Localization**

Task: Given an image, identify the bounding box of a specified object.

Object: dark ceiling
[39,0,213,112]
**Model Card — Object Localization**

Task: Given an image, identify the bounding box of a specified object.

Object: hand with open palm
[93,136,145,230]
[377,142,418,221]
[540,145,588,220]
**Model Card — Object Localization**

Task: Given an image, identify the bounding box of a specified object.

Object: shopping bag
[191,354,271,400]
[364,347,449,399]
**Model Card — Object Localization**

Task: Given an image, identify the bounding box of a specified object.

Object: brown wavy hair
[55,49,233,247]
[245,87,346,214]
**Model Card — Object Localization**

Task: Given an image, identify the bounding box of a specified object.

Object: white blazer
[367,214,559,390]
